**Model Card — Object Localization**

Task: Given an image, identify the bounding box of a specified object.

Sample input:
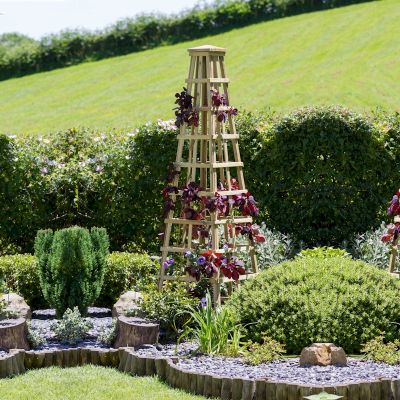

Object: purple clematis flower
[197,256,206,266]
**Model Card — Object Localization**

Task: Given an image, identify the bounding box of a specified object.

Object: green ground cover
[0,0,398,136]
[0,365,207,400]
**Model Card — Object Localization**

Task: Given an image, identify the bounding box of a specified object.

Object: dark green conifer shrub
[34,226,109,316]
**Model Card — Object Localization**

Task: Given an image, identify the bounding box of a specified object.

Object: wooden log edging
[1,347,400,399]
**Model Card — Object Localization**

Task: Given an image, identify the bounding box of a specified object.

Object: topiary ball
[253,106,393,245]
[226,256,400,354]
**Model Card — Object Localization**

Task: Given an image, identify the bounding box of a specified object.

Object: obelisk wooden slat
[158,45,258,304]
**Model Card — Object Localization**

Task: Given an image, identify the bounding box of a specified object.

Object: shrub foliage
[98,252,157,306]
[34,226,109,315]
[1,108,400,253]
[0,254,46,308]
[226,256,400,354]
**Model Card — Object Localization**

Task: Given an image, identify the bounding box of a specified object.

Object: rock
[299,343,347,366]
[0,317,30,350]
[155,343,164,351]
[114,316,159,348]
[1,293,31,320]
[112,291,143,318]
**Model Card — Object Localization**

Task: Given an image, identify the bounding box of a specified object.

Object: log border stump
[114,316,159,348]
[0,318,29,350]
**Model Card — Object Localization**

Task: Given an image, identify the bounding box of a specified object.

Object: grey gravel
[176,356,400,385]
[32,307,111,320]
[0,350,8,358]
[133,342,197,358]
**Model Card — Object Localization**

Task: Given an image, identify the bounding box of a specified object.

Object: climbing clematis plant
[381,189,400,243]
[183,249,246,282]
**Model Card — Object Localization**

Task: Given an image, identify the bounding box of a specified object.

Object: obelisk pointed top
[188,45,226,55]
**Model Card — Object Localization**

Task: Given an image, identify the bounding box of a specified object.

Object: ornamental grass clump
[226,256,400,354]
[180,292,243,355]
[34,226,109,316]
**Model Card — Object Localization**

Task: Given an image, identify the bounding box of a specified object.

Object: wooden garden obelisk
[158,45,258,304]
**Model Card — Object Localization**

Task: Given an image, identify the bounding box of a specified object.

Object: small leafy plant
[27,321,47,348]
[361,334,400,365]
[243,336,285,365]
[297,247,350,259]
[97,319,117,347]
[137,281,198,339]
[51,307,93,345]
[351,225,392,269]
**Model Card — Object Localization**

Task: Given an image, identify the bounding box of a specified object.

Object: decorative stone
[0,318,29,350]
[112,291,143,318]
[300,343,347,366]
[113,316,159,348]
[1,293,31,319]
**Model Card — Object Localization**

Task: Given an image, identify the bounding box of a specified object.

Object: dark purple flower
[197,256,206,265]
[200,297,208,308]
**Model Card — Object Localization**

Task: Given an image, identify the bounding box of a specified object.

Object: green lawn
[0,365,207,400]
[0,0,399,136]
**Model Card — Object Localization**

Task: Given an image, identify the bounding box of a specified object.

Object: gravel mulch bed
[128,343,400,385]
[27,311,400,387]
[30,307,113,351]
[132,342,197,358]
[176,356,400,386]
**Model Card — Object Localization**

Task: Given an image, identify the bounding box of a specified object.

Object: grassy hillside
[0,0,399,136]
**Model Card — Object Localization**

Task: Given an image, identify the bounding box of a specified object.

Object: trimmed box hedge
[0,252,157,309]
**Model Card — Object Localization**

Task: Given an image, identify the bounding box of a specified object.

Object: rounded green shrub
[226,256,400,354]
[34,226,109,316]
[0,254,46,308]
[97,252,157,306]
[253,106,394,245]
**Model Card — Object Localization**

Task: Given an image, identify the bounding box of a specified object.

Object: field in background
[0,0,399,136]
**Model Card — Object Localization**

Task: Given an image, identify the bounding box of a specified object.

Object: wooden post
[158,45,259,305]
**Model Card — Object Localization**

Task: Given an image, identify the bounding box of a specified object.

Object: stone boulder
[112,291,143,318]
[300,343,347,366]
[1,293,31,320]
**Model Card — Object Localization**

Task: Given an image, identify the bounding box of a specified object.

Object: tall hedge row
[0,0,374,81]
[0,107,398,254]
